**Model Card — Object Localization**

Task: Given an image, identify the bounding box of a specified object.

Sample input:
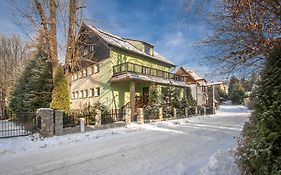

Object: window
[91,66,95,75]
[96,64,100,73]
[80,90,84,98]
[89,45,94,52]
[90,88,95,97]
[83,69,88,77]
[71,92,75,99]
[75,91,79,99]
[84,90,88,98]
[94,87,100,97]
[144,46,151,55]
[91,64,100,74]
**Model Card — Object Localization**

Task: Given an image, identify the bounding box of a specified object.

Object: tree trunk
[49,0,58,78]
[65,0,76,73]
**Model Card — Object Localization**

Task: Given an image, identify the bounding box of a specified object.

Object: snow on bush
[198,148,240,175]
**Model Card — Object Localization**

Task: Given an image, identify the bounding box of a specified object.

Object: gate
[0,111,37,138]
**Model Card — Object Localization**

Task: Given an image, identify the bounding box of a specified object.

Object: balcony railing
[113,62,184,82]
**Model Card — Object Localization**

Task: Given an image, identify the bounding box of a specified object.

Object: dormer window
[144,46,151,55]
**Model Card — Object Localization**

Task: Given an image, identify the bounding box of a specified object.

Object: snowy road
[0,105,249,175]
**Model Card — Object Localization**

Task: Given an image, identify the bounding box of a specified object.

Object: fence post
[95,109,101,127]
[159,107,163,121]
[203,106,206,115]
[173,108,177,118]
[185,107,189,116]
[125,108,131,126]
[137,108,144,124]
[54,110,63,136]
[80,118,85,133]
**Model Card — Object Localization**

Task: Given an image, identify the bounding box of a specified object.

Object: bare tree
[0,34,29,112]
[186,0,281,75]
[10,0,85,79]
[65,0,77,75]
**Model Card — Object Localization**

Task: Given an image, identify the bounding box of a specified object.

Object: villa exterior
[70,23,188,118]
[175,67,208,106]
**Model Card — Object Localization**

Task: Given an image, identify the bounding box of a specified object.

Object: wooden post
[130,81,136,119]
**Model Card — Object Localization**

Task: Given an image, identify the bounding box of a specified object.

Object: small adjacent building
[176,67,208,107]
[70,23,188,118]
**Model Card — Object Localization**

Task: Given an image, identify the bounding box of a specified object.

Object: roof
[122,38,154,47]
[110,72,188,87]
[206,81,224,86]
[178,67,205,81]
[82,23,175,66]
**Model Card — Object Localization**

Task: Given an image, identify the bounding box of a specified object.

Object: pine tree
[9,48,53,112]
[50,64,70,113]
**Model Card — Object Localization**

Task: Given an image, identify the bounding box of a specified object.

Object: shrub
[237,48,281,174]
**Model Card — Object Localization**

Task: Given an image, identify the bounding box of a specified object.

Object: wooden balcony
[113,62,184,82]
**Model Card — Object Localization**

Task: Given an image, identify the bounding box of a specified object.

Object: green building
[70,23,188,118]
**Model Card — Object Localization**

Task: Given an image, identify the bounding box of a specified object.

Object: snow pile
[198,148,240,175]
[0,124,144,158]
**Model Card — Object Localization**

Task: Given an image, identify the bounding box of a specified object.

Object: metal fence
[63,108,125,128]
[0,112,37,138]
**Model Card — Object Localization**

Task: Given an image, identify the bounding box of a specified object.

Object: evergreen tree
[144,84,161,119]
[185,87,196,107]
[50,64,70,113]
[237,48,281,174]
[9,49,53,112]
[228,76,245,104]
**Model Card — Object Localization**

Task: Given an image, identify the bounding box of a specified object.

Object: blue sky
[0,0,218,80]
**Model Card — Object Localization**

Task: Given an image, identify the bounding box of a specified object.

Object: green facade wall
[98,49,174,109]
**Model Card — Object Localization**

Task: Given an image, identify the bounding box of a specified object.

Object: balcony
[113,62,184,82]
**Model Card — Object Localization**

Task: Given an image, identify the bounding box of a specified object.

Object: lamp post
[212,81,216,114]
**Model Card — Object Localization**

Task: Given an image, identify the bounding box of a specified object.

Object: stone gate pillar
[36,108,63,137]
[36,108,54,137]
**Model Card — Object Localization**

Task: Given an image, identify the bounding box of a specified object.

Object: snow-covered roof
[187,70,204,81]
[206,81,224,86]
[179,67,205,81]
[82,23,175,66]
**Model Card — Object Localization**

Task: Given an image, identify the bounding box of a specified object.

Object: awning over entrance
[110,72,189,87]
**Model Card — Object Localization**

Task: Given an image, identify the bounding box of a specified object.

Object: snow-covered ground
[0,105,250,175]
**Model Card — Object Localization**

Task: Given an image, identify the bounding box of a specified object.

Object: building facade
[70,23,188,117]
[175,67,208,106]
